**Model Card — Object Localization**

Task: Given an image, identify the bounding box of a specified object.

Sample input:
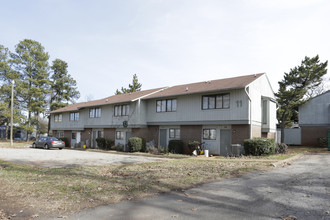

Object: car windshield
[49,137,59,141]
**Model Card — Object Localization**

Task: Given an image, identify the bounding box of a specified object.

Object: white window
[54,114,62,122]
[169,128,180,139]
[114,105,129,116]
[90,108,101,118]
[203,129,216,140]
[116,131,125,140]
[156,99,177,112]
[202,94,230,110]
[70,112,79,121]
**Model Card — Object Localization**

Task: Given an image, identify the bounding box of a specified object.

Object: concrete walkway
[61,154,330,220]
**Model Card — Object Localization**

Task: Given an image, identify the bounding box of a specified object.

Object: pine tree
[50,59,80,111]
[10,39,51,140]
[115,74,142,94]
[0,45,23,139]
[276,55,328,143]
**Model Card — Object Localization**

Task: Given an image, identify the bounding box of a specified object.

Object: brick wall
[132,128,149,140]
[231,125,250,145]
[180,125,202,144]
[81,129,92,147]
[180,125,202,154]
[301,126,329,146]
[104,128,116,141]
[147,125,159,147]
[63,130,71,147]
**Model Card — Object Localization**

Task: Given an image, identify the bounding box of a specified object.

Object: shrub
[244,138,275,156]
[95,137,106,149]
[128,137,143,152]
[187,141,200,154]
[59,137,69,148]
[168,140,184,154]
[105,139,114,150]
[115,144,124,151]
[276,143,288,154]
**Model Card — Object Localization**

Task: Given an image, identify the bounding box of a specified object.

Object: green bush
[244,138,275,156]
[59,137,69,148]
[95,138,114,150]
[168,140,184,154]
[276,143,288,154]
[128,137,143,152]
[187,141,200,154]
[96,137,106,149]
[115,144,124,151]
[105,139,114,150]
[141,138,147,152]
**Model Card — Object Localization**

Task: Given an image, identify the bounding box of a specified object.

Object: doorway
[220,130,231,156]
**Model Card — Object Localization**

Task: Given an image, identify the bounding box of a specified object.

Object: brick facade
[231,125,250,145]
[301,126,330,146]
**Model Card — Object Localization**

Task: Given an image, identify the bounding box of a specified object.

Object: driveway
[62,153,330,220]
[0,148,169,168]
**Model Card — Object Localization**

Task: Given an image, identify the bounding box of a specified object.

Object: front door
[159,129,167,149]
[220,130,231,156]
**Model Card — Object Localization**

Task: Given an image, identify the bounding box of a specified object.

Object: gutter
[245,86,252,139]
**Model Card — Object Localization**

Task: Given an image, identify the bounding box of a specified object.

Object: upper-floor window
[203,129,216,140]
[262,99,268,125]
[114,104,130,116]
[54,114,62,122]
[169,128,180,139]
[69,112,79,121]
[90,107,101,118]
[156,99,177,112]
[202,93,230,110]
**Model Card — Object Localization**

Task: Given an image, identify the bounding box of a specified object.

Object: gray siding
[299,91,330,125]
[146,89,249,125]
[50,101,147,131]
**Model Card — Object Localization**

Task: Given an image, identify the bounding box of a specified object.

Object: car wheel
[44,144,49,150]
[32,143,36,148]
[59,148,63,150]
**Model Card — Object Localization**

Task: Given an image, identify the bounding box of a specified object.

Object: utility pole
[10,80,14,146]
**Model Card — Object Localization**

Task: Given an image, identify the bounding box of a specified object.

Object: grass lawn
[0,143,328,219]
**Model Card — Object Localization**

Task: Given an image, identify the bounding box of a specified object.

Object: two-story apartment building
[50,73,276,155]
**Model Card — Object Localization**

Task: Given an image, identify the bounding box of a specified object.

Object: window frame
[156,99,177,113]
[114,104,130,117]
[203,129,217,140]
[89,107,101,118]
[116,131,125,140]
[69,112,79,121]
[54,114,62,122]
[202,93,230,110]
[169,128,180,139]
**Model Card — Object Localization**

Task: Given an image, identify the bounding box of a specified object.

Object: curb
[271,153,304,167]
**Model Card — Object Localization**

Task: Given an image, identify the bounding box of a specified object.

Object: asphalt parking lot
[0,148,169,168]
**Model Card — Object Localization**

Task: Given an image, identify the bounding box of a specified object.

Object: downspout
[245,86,252,139]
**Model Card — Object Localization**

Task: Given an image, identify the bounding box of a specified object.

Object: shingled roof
[50,73,264,114]
[142,73,264,99]
[49,87,166,113]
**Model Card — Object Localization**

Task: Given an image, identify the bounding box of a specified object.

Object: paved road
[0,148,169,168]
[63,154,330,220]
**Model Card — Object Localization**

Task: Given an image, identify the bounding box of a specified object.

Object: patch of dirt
[0,196,36,220]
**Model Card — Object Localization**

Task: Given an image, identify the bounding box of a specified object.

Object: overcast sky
[1,0,330,102]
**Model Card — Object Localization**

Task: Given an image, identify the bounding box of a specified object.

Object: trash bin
[204,150,209,157]
[231,144,242,156]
